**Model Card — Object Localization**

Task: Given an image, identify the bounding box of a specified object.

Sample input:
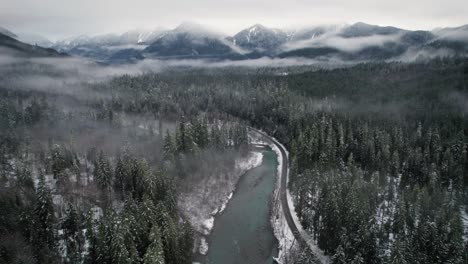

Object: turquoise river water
[204,148,279,264]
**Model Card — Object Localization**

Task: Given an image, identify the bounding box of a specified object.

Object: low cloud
[433,27,468,42]
[395,46,456,62]
[0,51,351,100]
[283,32,403,53]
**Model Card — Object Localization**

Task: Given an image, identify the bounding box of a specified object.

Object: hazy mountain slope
[0,27,17,39]
[47,22,468,62]
[232,24,287,52]
[144,23,238,58]
[0,32,66,57]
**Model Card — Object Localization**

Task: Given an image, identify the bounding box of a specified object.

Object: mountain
[427,25,468,54]
[0,27,17,39]
[0,31,66,57]
[287,25,342,42]
[279,22,468,61]
[339,22,404,38]
[17,33,53,47]
[400,30,435,46]
[231,24,287,53]
[52,28,164,62]
[48,22,468,63]
[143,22,238,59]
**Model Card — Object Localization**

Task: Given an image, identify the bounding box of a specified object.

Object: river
[203,147,279,264]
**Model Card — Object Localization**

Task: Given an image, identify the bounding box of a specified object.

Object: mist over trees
[93,58,468,263]
[0,54,467,263]
[0,58,250,263]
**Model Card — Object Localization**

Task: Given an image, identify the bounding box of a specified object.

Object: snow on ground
[199,237,209,255]
[250,132,294,262]
[201,217,214,236]
[177,151,263,255]
[250,129,329,264]
[236,151,263,171]
[461,207,468,242]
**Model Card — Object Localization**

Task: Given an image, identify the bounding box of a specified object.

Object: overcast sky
[1,0,468,40]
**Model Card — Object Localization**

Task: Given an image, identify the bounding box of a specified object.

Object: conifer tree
[32,172,57,263]
[143,225,165,264]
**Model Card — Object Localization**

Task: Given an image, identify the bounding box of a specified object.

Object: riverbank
[204,148,279,264]
[249,128,329,264]
[178,150,264,256]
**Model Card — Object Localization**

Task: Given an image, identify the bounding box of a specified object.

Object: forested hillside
[1,55,467,263]
[92,58,468,263]
[0,60,249,263]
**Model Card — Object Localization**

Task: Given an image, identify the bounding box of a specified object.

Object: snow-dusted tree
[85,210,98,264]
[350,252,364,264]
[163,131,176,162]
[143,225,165,264]
[177,220,193,264]
[389,240,408,264]
[111,224,131,264]
[175,121,193,153]
[332,245,347,264]
[191,118,209,150]
[62,203,83,263]
[32,172,57,263]
[114,156,127,196]
[94,151,112,191]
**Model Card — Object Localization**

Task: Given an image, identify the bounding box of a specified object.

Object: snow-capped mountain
[43,22,468,63]
[52,28,164,62]
[0,29,65,57]
[0,26,17,39]
[16,33,53,47]
[338,22,404,38]
[231,24,287,52]
[287,24,343,42]
[143,22,239,58]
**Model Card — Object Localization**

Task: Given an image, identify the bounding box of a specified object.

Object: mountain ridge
[4,22,468,63]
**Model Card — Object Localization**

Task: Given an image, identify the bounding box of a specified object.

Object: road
[248,127,328,264]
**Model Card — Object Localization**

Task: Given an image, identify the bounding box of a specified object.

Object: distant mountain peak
[174,22,217,35]
[0,26,17,39]
[232,24,287,52]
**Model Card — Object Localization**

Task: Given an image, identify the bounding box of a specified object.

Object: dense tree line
[1,57,467,263]
[0,73,249,263]
[93,58,468,263]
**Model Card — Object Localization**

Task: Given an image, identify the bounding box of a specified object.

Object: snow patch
[177,150,264,256]
[201,217,214,236]
[236,151,263,171]
[461,207,468,242]
[199,237,209,255]
[250,128,329,263]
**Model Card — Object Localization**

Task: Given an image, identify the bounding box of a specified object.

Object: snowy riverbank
[178,151,263,255]
[249,133,296,263]
[250,129,329,264]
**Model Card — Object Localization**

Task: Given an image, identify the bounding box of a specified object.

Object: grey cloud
[284,32,403,53]
[1,0,467,40]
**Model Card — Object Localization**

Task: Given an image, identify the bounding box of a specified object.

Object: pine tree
[177,220,193,264]
[32,172,57,263]
[114,156,126,196]
[332,245,347,264]
[112,223,131,264]
[175,121,193,153]
[62,203,83,264]
[163,131,176,162]
[143,225,165,264]
[389,240,408,264]
[191,118,209,149]
[85,210,98,264]
[350,253,364,264]
[96,213,113,264]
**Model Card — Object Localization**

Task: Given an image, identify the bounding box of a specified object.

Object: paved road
[249,127,328,264]
[248,129,308,249]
